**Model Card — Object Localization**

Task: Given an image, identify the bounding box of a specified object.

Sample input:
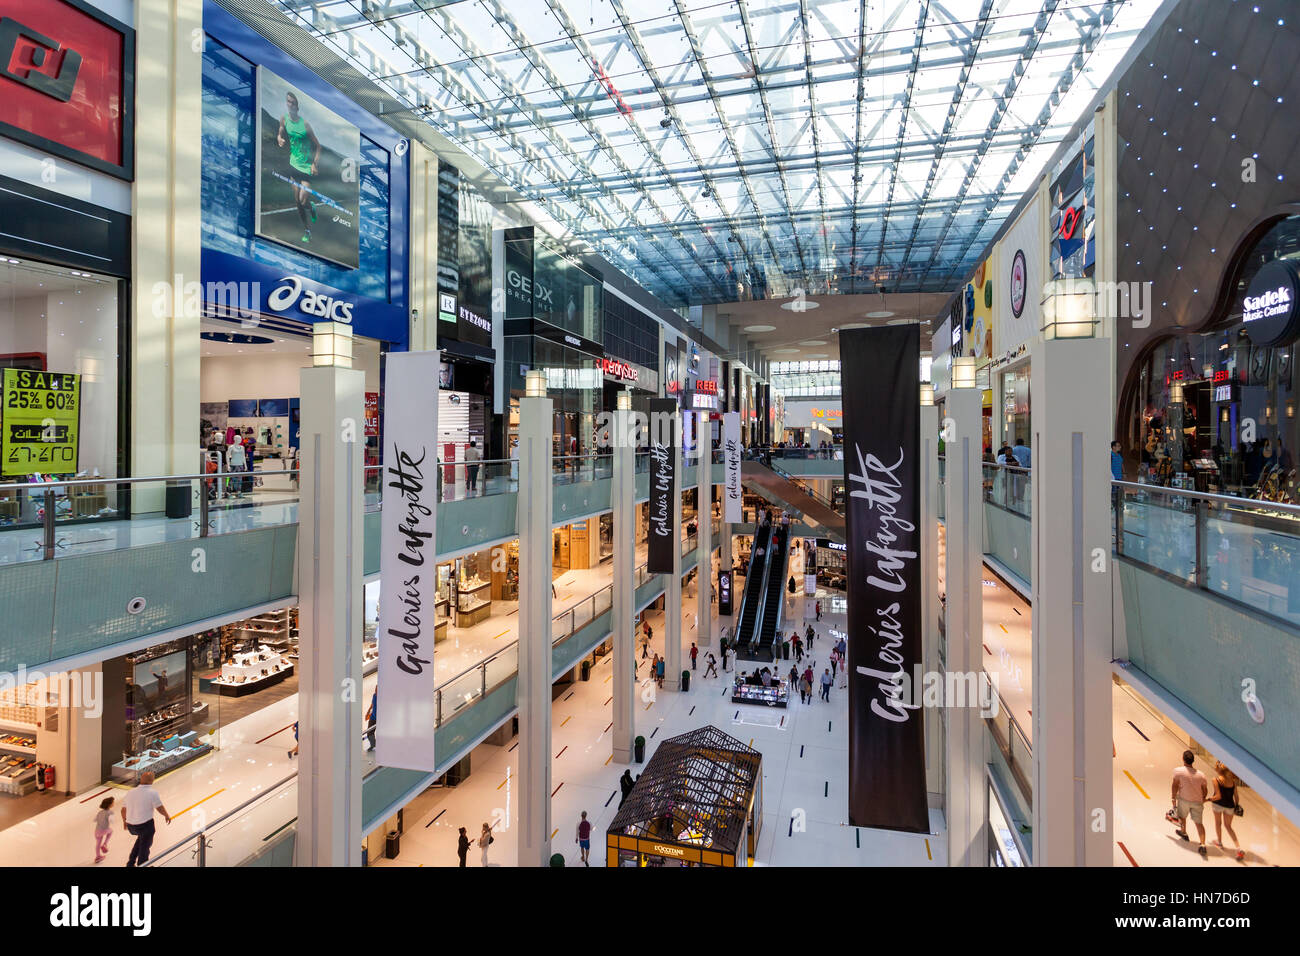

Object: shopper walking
[793,635,803,663]
[815,600,821,621]
[479,822,494,866]
[704,653,718,679]
[1170,749,1210,856]
[805,623,815,649]
[456,827,470,867]
[829,652,838,682]
[619,769,635,807]
[464,440,482,496]
[93,796,114,864]
[1209,763,1246,860]
[122,772,172,867]
[689,642,698,671]
[720,640,730,672]
[365,688,377,751]
[820,668,832,702]
[288,720,298,759]
[575,811,592,866]
[800,669,813,705]
[787,665,799,697]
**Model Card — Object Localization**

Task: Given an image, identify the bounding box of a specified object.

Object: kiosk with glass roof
[605,726,762,867]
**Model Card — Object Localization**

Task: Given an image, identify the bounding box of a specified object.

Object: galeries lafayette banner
[376,351,440,771]
[839,324,928,833]
[647,398,677,573]
[723,412,742,524]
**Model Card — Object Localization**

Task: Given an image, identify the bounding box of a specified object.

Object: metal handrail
[145,771,298,867]
[0,469,300,493]
[983,461,1032,475]
[1113,478,1300,516]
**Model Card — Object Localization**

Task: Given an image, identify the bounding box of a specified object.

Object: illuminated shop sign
[695,379,717,395]
[811,407,843,420]
[600,357,638,382]
[1214,384,1236,403]
[1240,258,1300,347]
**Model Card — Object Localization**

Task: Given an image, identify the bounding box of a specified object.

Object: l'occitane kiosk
[605,726,762,867]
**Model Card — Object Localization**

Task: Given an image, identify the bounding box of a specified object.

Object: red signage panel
[0,0,133,179]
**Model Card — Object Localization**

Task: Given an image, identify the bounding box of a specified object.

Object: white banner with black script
[376,351,440,771]
[647,398,677,573]
[723,411,742,524]
[840,324,928,833]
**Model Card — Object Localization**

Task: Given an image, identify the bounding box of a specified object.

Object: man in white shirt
[464,440,482,496]
[122,771,172,867]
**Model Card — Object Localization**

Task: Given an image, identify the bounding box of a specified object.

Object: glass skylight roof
[270,0,1163,305]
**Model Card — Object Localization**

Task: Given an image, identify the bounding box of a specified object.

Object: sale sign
[2,368,81,476]
[365,391,379,437]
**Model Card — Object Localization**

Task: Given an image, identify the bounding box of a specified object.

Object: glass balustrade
[982,462,1032,519]
[1115,481,1300,627]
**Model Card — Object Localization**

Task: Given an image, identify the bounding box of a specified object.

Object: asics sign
[267,276,354,324]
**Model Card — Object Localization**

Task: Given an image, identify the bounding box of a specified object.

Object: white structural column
[920,402,944,805]
[610,399,637,763]
[1030,335,1112,866]
[132,0,202,502]
[943,385,986,867]
[296,367,365,866]
[664,430,684,689]
[516,375,554,866]
[407,141,439,353]
[695,412,713,648]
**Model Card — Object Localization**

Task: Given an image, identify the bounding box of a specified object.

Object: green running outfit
[283,114,313,175]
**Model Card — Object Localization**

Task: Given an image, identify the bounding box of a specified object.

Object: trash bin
[580,660,591,682]
[680,669,690,692]
[385,829,400,859]
[634,735,645,762]
[165,480,192,519]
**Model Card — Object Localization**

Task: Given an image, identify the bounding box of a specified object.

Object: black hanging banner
[647,398,677,573]
[840,324,928,833]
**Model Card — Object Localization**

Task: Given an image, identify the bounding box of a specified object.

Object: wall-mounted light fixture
[312,321,353,368]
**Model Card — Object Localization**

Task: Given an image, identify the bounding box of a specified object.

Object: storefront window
[0,261,123,525]
[1001,366,1030,449]
[1129,215,1300,497]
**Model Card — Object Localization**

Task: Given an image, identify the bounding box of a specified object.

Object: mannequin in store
[227,436,247,498]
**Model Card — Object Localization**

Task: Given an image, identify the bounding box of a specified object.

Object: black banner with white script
[840,324,927,832]
[647,398,677,573]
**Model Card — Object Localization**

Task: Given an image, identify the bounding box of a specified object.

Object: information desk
[732,680,789,708]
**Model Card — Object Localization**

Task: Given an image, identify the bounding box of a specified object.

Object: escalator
[733,523,771,653]
[741,460,846,541]
[755,526,789,661]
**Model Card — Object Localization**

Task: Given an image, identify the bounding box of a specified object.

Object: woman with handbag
[1209,763,1246,860]
[479,821,495,867]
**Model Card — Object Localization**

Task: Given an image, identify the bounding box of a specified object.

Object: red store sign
[695,379,717,395]
[600,357,638,382]
[0,0,134,179]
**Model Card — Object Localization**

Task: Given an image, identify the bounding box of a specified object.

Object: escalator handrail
[759,528,790,652]
[735,523,771,646]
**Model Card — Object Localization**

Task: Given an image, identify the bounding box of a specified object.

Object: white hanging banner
[376,351,440,771]
[723,411,742,524]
